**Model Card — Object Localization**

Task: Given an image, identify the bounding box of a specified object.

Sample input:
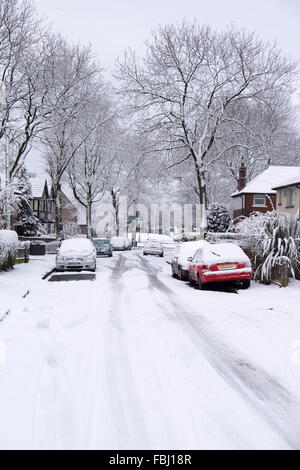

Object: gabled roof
[272,174,300,190]
[30,178,50,198]
[231,166,300,197]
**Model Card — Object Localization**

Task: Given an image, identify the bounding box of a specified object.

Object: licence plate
[218,263,237,270]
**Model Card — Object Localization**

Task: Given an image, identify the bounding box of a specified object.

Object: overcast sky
[30,0,300,172]
[35,0,300,69]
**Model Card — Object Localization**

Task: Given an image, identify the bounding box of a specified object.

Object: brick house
[29,178,87,235]
[231,163,300,221]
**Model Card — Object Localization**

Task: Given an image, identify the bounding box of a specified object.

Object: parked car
[188,243,252,290]
[46,240,62,254]
[111,236,126,251]
[143,240,164,257]
[124,238,132,251]
[92,238,112,257]
[56,238,97,272]
[171,240,207,280]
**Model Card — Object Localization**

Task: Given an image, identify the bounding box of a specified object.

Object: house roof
[30,177,50,198]
[231,166,300,197]
[272,174,300,190]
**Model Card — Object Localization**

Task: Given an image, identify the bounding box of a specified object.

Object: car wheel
[189,273,195,285]
[241,279,251,289]
[198,276,206,290]
[178,267,185,281]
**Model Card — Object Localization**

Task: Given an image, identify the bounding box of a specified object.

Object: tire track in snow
[104,253,150,448]
[139,254,300,449]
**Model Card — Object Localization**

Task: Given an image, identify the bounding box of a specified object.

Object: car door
[172,246,180,274]
[190,250,200,280]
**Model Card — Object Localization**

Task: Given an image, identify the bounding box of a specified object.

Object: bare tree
[68,94,116,238]
[40,36,101,235]
[115,22,297,229]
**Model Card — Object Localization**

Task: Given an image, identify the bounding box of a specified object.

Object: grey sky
[29,0,299,172]
[35,0,300,69]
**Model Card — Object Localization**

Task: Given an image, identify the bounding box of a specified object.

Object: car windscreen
[93,239,109,246]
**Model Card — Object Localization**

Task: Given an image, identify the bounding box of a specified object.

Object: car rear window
[93,239,109,246]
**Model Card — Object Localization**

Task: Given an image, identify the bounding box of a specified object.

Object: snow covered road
[1,249,300,450]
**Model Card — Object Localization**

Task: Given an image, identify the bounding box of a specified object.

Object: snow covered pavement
[0,249,300,450]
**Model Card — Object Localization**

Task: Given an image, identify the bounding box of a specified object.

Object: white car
[143,240,164,257]
[56,238,97,272]
[111,236,126,251]
[171,240,207,280]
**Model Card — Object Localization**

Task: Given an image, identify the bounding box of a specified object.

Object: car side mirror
[187,257,193,262]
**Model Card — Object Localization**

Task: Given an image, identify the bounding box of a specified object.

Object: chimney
[238,159,247,192]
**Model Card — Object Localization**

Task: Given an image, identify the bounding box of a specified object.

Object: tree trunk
[55,181,63,238]
[86,200,92,239]
[111,190,119,236]
[194,161,207,237]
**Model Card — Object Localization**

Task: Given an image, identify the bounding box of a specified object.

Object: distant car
[188,243,252,290]
[143,240,164,257]
[92,238,112,257]
[46,240,62,254]
[56,238,97,272]
[124,238,132,251]
[171,240,207,281]
[111,236,126,251]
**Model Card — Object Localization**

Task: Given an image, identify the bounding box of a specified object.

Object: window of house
[253,194,266,206]
[278,189,282,206]
[39,200,45,212]
[286,188,295,208]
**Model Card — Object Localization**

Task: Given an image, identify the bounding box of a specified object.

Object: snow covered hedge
[0,230,19,271]
[236,212,300,285]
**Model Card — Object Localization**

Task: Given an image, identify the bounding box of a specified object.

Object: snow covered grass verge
[0,230,19,272]
[0,255,55,322]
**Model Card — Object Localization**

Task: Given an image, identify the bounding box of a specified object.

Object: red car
[188,243,252,290]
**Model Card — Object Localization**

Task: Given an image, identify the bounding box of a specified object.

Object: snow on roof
[231,166,300,197]
[272,173,300,190]
[30,175,52,198]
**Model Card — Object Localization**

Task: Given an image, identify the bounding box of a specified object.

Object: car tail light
[201,264,210,273]
[209,264,219,272]
[236,262,246,269]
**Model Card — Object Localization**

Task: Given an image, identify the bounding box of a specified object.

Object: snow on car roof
[178,240,207,253]
[202,243,249,265]
[60,238,93,252]
[231,166,300,197]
